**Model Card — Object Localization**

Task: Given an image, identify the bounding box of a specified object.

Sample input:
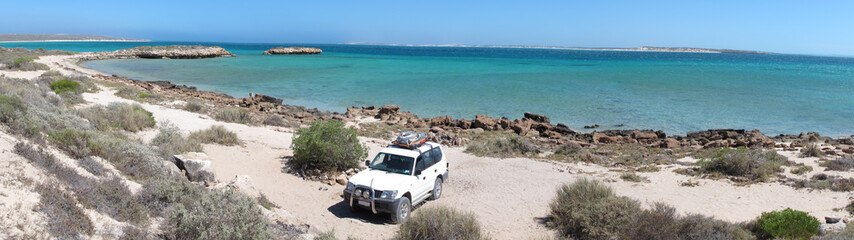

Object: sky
[2,0,853,55]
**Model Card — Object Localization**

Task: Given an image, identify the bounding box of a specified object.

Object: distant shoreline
[345,42,771,54]
[0,39,150,43]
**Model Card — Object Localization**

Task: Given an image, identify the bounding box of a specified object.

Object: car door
[412,151,434,202]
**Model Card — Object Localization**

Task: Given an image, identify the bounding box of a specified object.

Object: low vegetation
[356,122,426,140]
[790,165,813,175]
[548,178,756,240]
[188,125,242,146]
[115,86,164,103]
[150,124,203,159]
[214,107,253,124]
[183,101,205,112]
[800,143,823,158]
[292,119,367,173]
[2,75,272,239]
[824,157,854,171]
[751,208,819,240]
[792,173,854,192]
[78,102,156,132]
[262,115,294,127]
[396,206,486,240]
[49,79,81,94]
[620,171,645,182]
[164,188,272,240]
[695,147,789,182]
[0,46,71,71]
[465,131,539,158]
[816,223,854,240]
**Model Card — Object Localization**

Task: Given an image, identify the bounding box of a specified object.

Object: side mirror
[415,170,422,176]
[365,160,371,167]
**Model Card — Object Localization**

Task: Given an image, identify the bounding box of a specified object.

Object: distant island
[0,34,147,42]
[346,42,771,54]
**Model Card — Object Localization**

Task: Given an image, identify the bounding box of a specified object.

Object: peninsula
[0,34,147,42]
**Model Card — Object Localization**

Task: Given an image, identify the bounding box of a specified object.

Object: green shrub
[163,188,272,240]
[465,131,539,158]
[115,86,163,102]
[548,178,640,239]
[800,143,823,158]
[674,214,754,240]
[78,102,156,132]
[183,101,204,112]
[188,125,242,146]
[214,107,252,124]
[790,165,813,175]
[291,120,367,173]
[49,79,80,94]
[847,201,854,215]
[35,183,94,238]
[396,206,486,240]
[48,129,95,158]
[698,147,788,182]
[620,171,644,182]
[753,208,819,240]
[137,175,205,215]
[151,124,203,158]
[119,226,156,240]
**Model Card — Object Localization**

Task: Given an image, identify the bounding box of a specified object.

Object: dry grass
[214,107,253,124]
[465,131,539,158]
[78,102,156,132]
[396,206,486,240]
[188,125,242,146]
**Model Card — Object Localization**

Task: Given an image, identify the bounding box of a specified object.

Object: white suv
[343,142,449,223]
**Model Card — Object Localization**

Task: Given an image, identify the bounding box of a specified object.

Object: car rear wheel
[391,197,411,224]
[431,178,443,200]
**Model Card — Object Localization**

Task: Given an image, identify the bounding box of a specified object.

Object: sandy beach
[0,52,843,239]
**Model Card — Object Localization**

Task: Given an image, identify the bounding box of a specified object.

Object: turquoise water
[3,41,853,136]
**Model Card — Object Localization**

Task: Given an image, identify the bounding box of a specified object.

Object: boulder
[472,115,498,130]
[335,174,348,185]
[115,45,234,59]
[827,216,842,224]
[226,175,261,199]
[523,112,550,124]
[263,47,322,55]
[173,152,216,182]
[429,115,453,126]
[819,222,847,235]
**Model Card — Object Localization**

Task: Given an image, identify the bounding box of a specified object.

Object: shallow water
[4,41,853,136]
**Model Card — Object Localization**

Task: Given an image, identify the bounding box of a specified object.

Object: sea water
[3,41,853,136]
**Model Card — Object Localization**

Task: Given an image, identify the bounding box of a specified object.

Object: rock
[469,128,485,134]
[472,115,498,130]
[843,148,854,154]
[661,138,681,148]
[115,45,234,59]
[826,216,842,224]
[263,47,322,55]
[227,175,261,199]
[819,222,847,235]
[429,116,453,126]
[336,174,348,185]
[379,104,401,114]
[524,112,550,124]
[173,152,216,182]
[584,124,599,129]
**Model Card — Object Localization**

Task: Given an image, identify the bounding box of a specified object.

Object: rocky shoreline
[68,46,853,157]
[263,47,322,55]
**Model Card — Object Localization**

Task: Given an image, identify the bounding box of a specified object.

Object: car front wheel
[391,197,411,224]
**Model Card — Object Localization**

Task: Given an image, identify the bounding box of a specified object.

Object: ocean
[3,41,853,137]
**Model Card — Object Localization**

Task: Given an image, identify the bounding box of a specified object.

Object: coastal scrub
[291,120,367,173]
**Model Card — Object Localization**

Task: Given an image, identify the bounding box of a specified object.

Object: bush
[793,173,854,192]
[183,101,204,112]
[137,175,205,216]
[698,147,788,182]
[35,183,94,238]
[790,165,813,175]
[48,129,95,158]
[548,178,640,239]
[396,206,486,240]
[753,208,819,240]
[620,171,644,182]
[465,131,539,158]
[78,102,156,132]
[49,79,80,94]
[825,157,854,171]
[151,124,203,158]
[188,125,242,146]
[674,214,754,240]
[214,107,252,124]
[163,188,272,240]
[291,120,367,173]
[79,156,105,176]
[115,86,163,102]
[800,143,823,158]
[555,141,583,155]
[262,115,293,127]
[119,226,156,240]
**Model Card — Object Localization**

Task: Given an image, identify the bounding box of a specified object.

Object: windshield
[369,153,414,175]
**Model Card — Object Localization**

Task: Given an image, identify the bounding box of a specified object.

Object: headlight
[354,189,362,197]
[380,190,398,199]
[346,182,355,191]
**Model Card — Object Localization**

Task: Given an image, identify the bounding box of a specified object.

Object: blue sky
[2,0,853,55]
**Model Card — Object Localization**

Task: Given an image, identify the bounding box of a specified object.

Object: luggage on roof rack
[392,131,427,149]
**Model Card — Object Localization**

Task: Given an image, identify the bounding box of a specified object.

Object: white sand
[1,53,842,239]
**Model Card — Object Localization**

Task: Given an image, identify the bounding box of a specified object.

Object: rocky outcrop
[114,45,234,59]
[263,47,322,55]
[173,152,216,182]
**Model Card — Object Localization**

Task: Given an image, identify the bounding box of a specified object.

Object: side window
[415,156,425,171]
[431,147,443,163]
[420,150,434,169]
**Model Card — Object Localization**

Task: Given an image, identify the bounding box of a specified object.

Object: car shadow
[327,200,391,225]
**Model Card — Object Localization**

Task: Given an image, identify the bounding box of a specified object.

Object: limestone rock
[263,47,322,55]
[115,45,234,59]
[173,152,216,182]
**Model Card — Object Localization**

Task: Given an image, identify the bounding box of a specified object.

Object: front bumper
[343,189,401,214]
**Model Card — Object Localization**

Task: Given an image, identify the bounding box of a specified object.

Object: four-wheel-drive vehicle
[343,141,448,223]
